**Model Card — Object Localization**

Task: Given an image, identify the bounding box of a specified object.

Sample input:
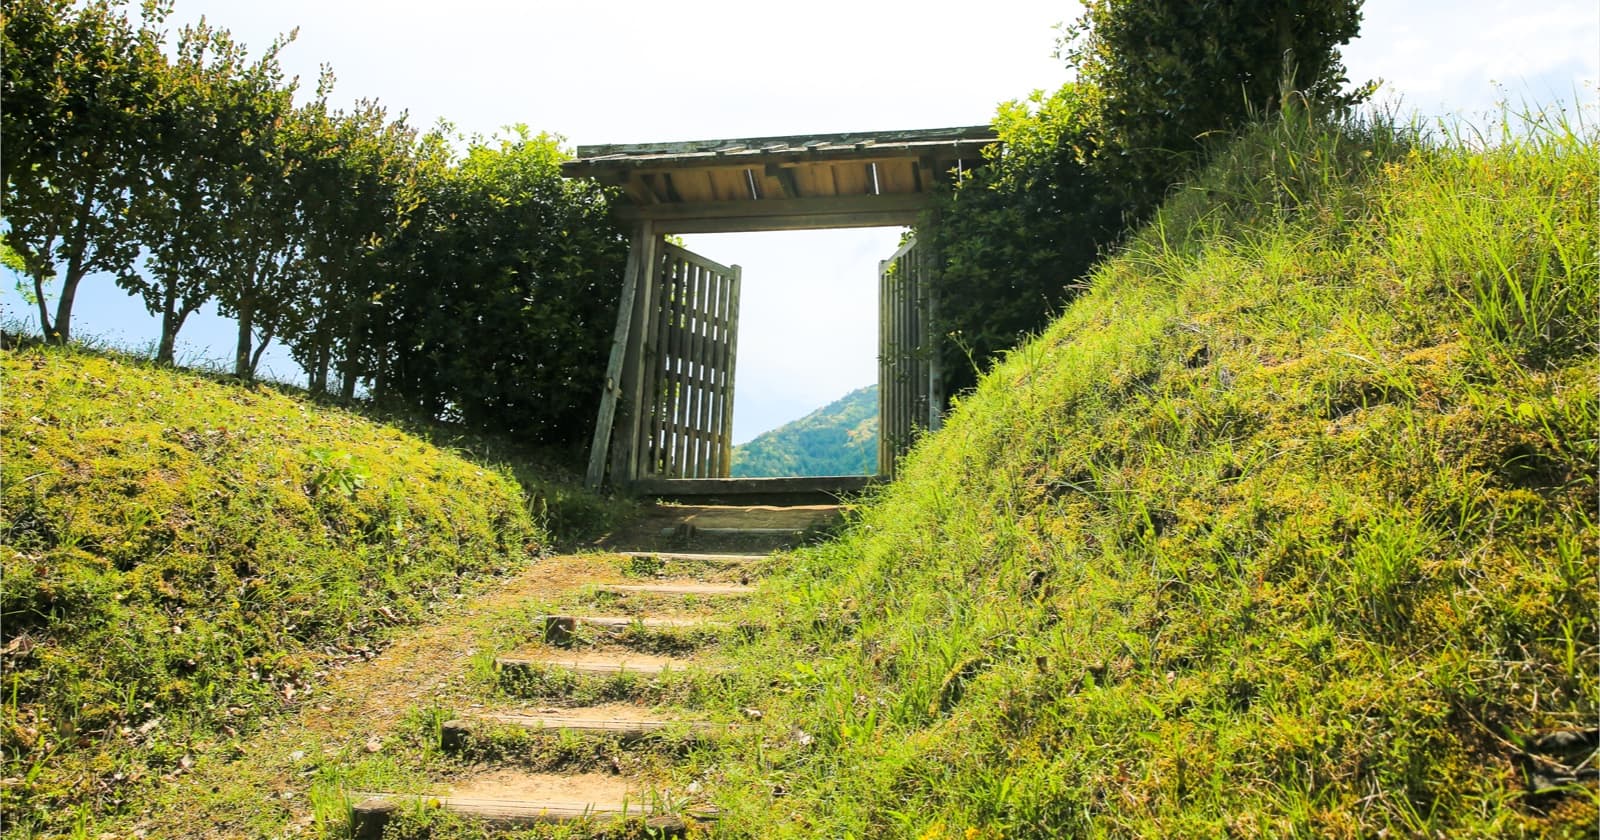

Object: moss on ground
[0,348,622,834]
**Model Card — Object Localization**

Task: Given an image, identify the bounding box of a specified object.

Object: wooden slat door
[878,235,940,478]
[637,243,741,479]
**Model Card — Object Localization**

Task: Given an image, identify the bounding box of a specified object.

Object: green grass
[0,346,626,836]
[705,108,1598,837]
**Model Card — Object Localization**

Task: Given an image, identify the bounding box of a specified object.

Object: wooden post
[619,230,663,483]
[883,256,896,476]
[586,221,653,489]
[920,215,944,432]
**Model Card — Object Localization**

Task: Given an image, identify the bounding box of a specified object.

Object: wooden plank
[829,162,870,196]
[720,267,741,477]
[883,256,896,476]
[541,615,725,631]
[696,268,717,478]
[615,192,929,223]
[616,551,769,563]
[631,475,872,498]
[571,125,996,159]
[350,795,686,838]
[563,142,995,176]
[685,264,709,478]
[877,158,918,194]
[790,163,834,198]
[672,264,696,477]
[671,169,714,203]
[663,260,689,478]
[656,211,919,234]
[661,242,736,277]
[442,713,719,744]
[647,255,681,476]
[694,265,716,476]
[708,168,748,202]
[706,269,730,477]
[586,222,653,489]
[920,225,944,432]
[495,655,715,677]
[594,582,754,597]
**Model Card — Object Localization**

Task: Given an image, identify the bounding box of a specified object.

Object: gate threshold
[630,476,877,505]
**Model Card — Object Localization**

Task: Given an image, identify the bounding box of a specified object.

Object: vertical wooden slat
[586,221,652,489]
[666,260,690,477]
[649,254,681,476]
[683,264,704,477]
[721,266,741,476]
[641,253,667,476]
[703,268,721,477]
[883,256,896,476]
[708,266,732,476]
[692,263,714,476]
[921,216,944,432]
[672,264,691,470]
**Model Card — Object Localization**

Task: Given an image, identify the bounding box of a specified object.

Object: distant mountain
[732,385,878,477]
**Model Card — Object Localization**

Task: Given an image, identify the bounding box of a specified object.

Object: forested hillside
[732,385,878,477]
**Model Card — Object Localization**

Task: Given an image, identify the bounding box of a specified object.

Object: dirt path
[119,499,842,839]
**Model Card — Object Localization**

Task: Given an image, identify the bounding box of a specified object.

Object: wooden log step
[594,582,754,597]
[541,614,725,644]
[619,551,768,563]
[440,710,719,749]
[548,614,720,631]
[495,652,727,677]
[350,794,688,839]
[657,526,805,539]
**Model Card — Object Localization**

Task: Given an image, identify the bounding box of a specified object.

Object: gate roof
[560,125,997,233]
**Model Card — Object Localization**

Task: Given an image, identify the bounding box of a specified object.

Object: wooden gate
[878,235,941,478]
[632,243,741,479]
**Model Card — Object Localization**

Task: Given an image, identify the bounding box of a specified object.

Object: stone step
[594,582,754,597]
[440,710,719,750]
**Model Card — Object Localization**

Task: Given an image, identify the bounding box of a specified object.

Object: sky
[4,0,1596,444]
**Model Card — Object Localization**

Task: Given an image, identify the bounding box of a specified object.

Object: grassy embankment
[0,349,627,834]
[706,110,1597,837]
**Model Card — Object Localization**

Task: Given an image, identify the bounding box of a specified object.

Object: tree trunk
[158,283,180,364]
[50,185,101,345]
[337,294,371,401]
[234,290,254,379]
[248,328,274,377]
[32,270,55,340]
[310,335,329,394]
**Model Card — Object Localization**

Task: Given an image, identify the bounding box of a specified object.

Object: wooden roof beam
[615,193,929,233]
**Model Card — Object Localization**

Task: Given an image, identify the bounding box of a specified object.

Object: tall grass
[709,108,1598,837]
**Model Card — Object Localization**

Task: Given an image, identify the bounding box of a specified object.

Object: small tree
[288,86,422,396]
[1,0,165,343]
